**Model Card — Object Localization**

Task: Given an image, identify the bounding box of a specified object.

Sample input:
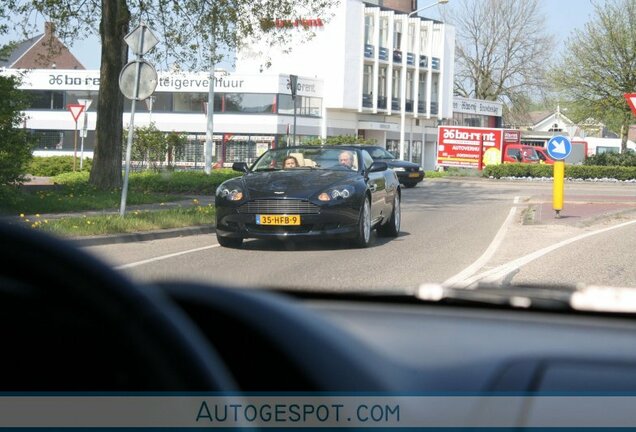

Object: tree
[443,0,552,119]
[0,74,34,185]
[551,0,636,152]
[7,0,336,189]
[305,135,377,146]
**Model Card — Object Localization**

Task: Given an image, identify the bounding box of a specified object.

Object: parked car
[215,146,401,248]
[503,144,541,163]
[353,145,425,188]
[535,147,555,165]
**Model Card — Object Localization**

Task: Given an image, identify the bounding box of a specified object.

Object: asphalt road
[85,179,636,292]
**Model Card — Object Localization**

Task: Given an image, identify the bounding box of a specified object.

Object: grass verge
[20,205,215,237]
[0,185,180,215]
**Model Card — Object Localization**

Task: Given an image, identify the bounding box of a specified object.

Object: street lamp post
[399,0,449,160]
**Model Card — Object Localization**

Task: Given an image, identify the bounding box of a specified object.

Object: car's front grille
[237,199,320,215]
[246,224,313,234]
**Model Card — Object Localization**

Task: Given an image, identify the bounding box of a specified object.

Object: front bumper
[397,170,424,184]
[216,202,360,240]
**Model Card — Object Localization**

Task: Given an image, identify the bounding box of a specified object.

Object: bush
[128,170,240,194]
[52,171,91,186]
[483,164,552,178]
[29,156,92,176]
[53,169,241,194]
[483,163,636,180]
[0,75,34,185]
[584,151,636,167]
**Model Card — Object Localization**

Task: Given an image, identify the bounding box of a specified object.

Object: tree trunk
[620,117,629,154]
[89,0,130,189]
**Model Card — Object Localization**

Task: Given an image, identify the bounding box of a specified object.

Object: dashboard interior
[3,222,636,395]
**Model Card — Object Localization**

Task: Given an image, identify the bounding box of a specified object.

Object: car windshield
[366,147,396,160]
[3,1,636,403]
[251,147,360,172]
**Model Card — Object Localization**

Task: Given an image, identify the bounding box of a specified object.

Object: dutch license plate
[408,173,420,178]
[256,214,301,225]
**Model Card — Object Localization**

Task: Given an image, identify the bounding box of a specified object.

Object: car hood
[241,170,357,198]
[383,159,420,169]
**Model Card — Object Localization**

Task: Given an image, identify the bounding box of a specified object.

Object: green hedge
[584,151,636,167]
[53,169,241,193]
[483,164,636,180]
[29,156,92,176]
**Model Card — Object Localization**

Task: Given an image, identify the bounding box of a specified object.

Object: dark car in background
[355,145,425,188]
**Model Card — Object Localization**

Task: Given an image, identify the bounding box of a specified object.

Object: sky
[0,0,605,71]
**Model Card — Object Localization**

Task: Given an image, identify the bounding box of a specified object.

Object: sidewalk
[525,194,636,226]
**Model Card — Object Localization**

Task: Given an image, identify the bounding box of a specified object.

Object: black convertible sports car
[215,146,401,248]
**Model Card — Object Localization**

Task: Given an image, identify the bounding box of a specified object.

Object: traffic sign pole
[546,135,572,219]
[553,161,565,218]
[73,120,78,171]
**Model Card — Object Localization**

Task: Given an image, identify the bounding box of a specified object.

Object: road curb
[72,225,216,247]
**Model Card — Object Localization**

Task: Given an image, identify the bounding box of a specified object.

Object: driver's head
[339,151,353,168]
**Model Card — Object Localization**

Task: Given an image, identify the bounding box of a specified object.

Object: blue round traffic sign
[546,135,572,160]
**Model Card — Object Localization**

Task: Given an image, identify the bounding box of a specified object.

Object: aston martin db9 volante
[215,146,401,248]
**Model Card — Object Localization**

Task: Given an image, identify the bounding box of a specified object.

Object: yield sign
[624,93,636,116]
[67,104,85,122]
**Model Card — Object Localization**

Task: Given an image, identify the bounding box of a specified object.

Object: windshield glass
[366,147,396,160]
[2,0,635,317]
[251,147,360,172]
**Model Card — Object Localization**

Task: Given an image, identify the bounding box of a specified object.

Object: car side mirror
[232,162,249,173]
[368,161,388,173]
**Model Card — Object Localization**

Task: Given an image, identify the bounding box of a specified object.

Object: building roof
[0,34,43,68]
[0,23,84,70]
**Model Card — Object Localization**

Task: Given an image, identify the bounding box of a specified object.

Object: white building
[2,68,323,166]
[236,0,455,170]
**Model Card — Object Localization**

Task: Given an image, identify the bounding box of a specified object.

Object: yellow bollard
[553,161,565,218]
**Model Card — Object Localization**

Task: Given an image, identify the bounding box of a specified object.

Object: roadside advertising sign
[437,126,520,168]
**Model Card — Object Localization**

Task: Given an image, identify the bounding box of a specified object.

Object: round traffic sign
[546,135,572,161]
[118,60,158,100]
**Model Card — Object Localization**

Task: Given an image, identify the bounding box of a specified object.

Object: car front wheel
[353,197,372,248]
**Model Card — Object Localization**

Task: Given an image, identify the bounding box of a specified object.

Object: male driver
[338,151,354,169]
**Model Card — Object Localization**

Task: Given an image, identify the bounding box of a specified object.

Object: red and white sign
[437,126,521,168]
[67,104,85,122]
[624,93,636,116]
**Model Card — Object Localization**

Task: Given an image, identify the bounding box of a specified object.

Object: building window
[393,21,402,50]
[418,74,427,113]
[25,90,65,110]
[278,95,322,117]
[379,18,388,48]
[365,15,374,45]
[362,64,373,108]
[431,74,439,115]
[406,71,413,112]
[549,123,562,132]
[392,69,401,110]
[173,92,207,113]
[419,28,428,54]
[378,66,387,109]
[223,93,276,114]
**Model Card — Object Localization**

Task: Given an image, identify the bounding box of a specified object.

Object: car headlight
[318,185,354,202]
[393,167,406,172]
[216,185,244,201]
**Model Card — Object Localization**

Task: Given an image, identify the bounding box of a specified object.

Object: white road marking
[458,218,636,288]
[115,244,220,270]
[443,197,520,287]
